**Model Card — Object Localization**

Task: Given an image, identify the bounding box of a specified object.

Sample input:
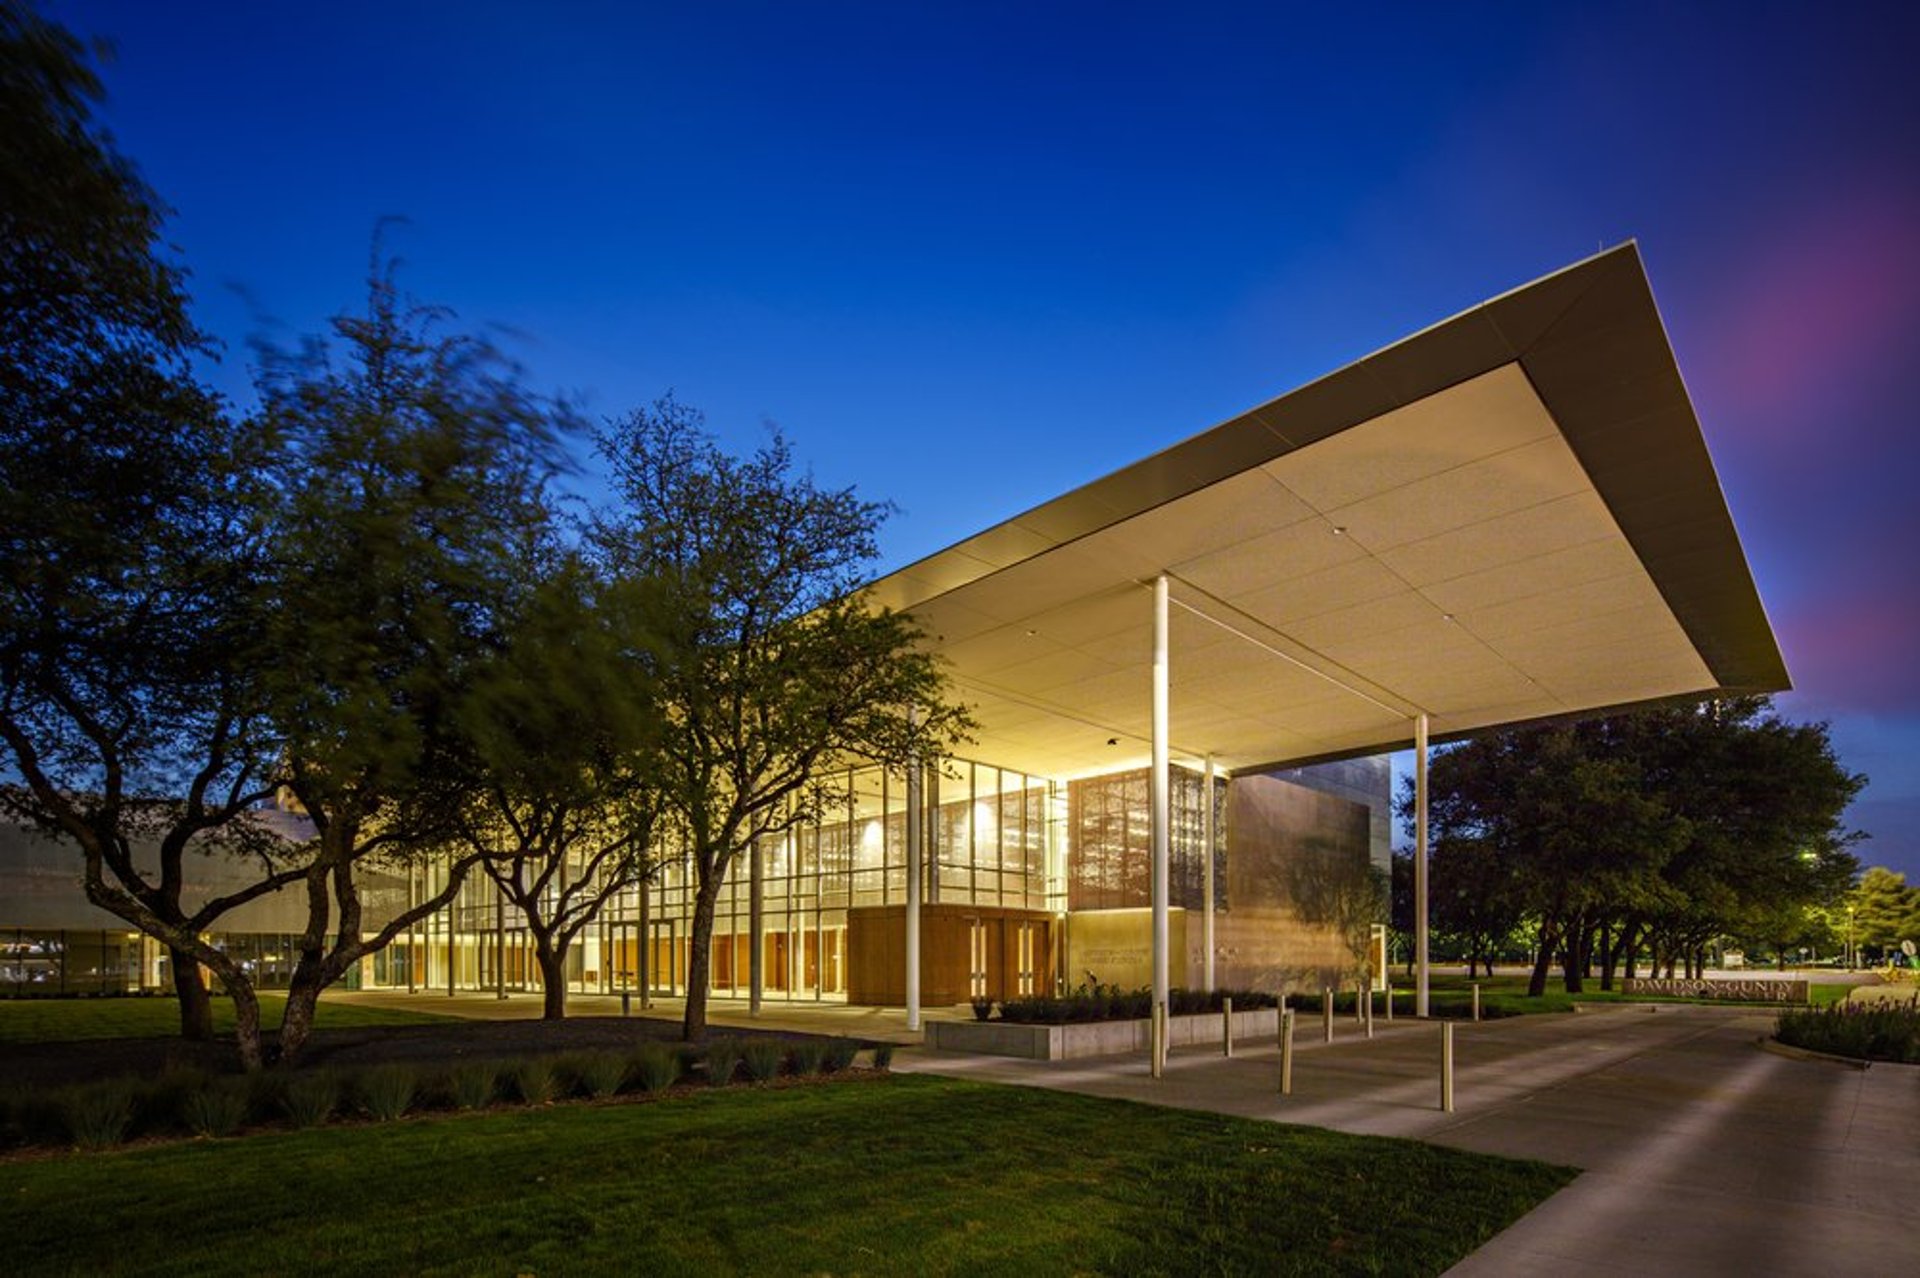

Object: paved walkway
[340,991,1918,1274]
[902,1005,1920,1277]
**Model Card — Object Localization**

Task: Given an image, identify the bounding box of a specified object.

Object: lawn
[0,994,454,1043]
[0,1073,1572,1277]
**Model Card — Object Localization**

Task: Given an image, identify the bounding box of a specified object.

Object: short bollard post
[1222,996,1235,1058]
[1354,985,1364,1024]
[1472,982,1481,1023]
[621,990,631,1018]
[1441,1021,1456,1113]
[1279,1008,1296,1095]
[1322,989,1334,1043]
[1365,987,1375,1039]
[1385,983,1394,1022]
[1150,1001,1165,1079]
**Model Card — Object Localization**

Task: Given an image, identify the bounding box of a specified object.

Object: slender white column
[1151,575,1171,1059]
[1202,753,1216,993]
[749,837,763,1016]
[1415,712,1430,1018]
[906,710,923,1031]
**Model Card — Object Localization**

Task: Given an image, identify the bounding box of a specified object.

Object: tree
[1428,835,1526,978]
[1849,867,1920,961]
[0,1,292,1043]
[452,555,665,1019]
[249,261,581,1064]
[594,397,970,1041]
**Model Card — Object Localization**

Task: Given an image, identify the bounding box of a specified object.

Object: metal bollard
[1151,1000,1166,1079]
[1472,982,1481,1023]
[621,990,631,1018]
[1222,996,1234,1058]
[1365,987,1375,1039]
[1385,983,1394,1022]
[1280,1008,1296,1095]
[1323,988,1334,1043]
[1354,985,1365,1024]
[1441,1021,1455,1112]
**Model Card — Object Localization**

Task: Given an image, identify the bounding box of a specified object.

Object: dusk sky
[50,1,1920,878]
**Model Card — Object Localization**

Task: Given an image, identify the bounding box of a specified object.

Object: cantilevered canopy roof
[866,243,1788,780]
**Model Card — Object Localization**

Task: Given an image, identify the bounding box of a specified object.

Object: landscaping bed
[1774,995,1920,1064]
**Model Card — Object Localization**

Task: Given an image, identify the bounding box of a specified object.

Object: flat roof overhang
[865,243,1789,780]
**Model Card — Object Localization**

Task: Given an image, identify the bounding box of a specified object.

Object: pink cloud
[1690,179,1920,446]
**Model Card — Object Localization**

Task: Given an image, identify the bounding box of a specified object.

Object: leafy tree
[451,555,665,1019]
[248,261,580,1065]
[1849,867,1920,960]
[0,1,290,1043]
[1428,835,1526,978]
[594,397,970,1040]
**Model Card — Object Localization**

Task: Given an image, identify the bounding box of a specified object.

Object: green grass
[0,1075,1572,1276]
[0,995,454,1044]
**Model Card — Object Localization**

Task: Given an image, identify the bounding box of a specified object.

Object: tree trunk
[228,980,266,1072]
[1560,917,1587,994]
[681,878,723,1042]
[1527,921,1557,997]
[535,938,568,1020]
[171,947,215,1040]
[275,971,325,1066]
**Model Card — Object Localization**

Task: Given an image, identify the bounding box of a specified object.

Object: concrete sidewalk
[902,1005,1920,1276]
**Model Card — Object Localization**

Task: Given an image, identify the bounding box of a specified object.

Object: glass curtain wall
[375,755,1054,1004]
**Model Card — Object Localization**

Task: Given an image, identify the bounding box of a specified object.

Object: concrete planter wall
[926,1007,1279,1061]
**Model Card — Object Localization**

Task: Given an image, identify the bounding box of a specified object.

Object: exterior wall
[1063,906,1190,991]
[846,902,1054,1006]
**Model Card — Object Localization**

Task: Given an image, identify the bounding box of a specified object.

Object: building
[0,244,1786,1016]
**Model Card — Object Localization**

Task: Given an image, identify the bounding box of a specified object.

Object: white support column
[1202,753,1216,993]
[749,836,763,1016]
[1151,574,1171,1073]
[906,710,923,1032]
[1415,711,1430,1018]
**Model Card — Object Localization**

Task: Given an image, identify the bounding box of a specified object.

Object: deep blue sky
[50,1,1920,879]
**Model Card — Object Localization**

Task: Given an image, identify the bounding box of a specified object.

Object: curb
[1756,1035,1870,1070]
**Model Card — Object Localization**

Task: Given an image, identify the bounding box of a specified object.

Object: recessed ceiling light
[1330,525,1347,536]
[1441,613,1455,622]
[1025,628,1038,637]
[1106,737,1119,746]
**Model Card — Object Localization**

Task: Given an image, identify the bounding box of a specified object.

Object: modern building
[1,244,1786,1020]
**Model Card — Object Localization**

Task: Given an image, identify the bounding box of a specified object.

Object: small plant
[703,1038,742,1087]
[740,1039,785,1082]
[573,1051,628,1100]
[61,1079,136,1150]
[449,1061,499,1111]
[1776,995,1920,1063]
[245,1070,289,1125]
[181,1080,249,1138]
[136,1068,209,1138]
[630,1043,680,1094]
[788,1039,828,1076]
[282,1073,339,1129]
[357,1065,417,1122]
[511,1058,556,1106]
[869,1042,896,1071]
[822,1037,860,1073]
[970,995,995,1021]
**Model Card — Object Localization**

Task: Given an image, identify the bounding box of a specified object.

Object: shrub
[740,1039,785,1082]
[357,1065,416,1122]
[822,1037,861,1073]
[630,1043,680,1094]
[1776,995,1920,1063]
[970,996,995,1021]
[182,1080,249,1138]
[245,1071,289,1125]
[135,1068,209,1138]
[61,1079,136,1150]
[870,1042,896,1070]
[788,1039,828,1076]
[511,1058,556,1106]
[282,1073,339,1129]
[449,1061,499,1111]
[703,1038,742,1087]
[573,1051,629,1100]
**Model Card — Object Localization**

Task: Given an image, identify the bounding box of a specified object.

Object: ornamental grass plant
[1776,994,1920,1062]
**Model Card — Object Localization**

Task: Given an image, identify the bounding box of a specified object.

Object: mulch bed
[0,1015,838,1089]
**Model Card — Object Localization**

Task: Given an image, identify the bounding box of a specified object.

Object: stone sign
[1621,977,1809,1002]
